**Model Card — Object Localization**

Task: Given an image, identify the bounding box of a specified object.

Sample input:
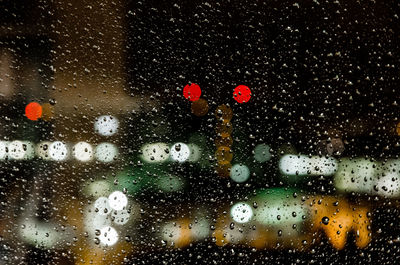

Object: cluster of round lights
[0,140,118,162]
[214,105,234,178]
[86,191,131,246]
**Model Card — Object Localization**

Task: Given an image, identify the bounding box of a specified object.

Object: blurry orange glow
[215,146,233,162]
[41,103,54,121]
[309,196,371,250]
[215,120,233,134]
[215,133,233,147]
[215,104,233,121]
[25,102,42,121]
[215,161,232,177]
[173,219,192,248]
[191,98,209,117]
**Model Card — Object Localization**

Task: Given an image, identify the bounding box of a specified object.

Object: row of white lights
[0,140,118,162]
[279,154,400,197]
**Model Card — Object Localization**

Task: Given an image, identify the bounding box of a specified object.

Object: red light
[183,83,201,102]
[233,85,251,103]
[25,102,42,121]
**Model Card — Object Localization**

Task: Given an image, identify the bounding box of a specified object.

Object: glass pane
[1,0,399,264]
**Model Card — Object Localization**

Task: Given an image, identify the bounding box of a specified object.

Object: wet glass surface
[1,0,400,264]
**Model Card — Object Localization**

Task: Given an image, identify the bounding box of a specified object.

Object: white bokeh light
[94,197,112,216]
[279,154,337,176]
[141,142,170,163]
[8,140,34,160]
[49,141,68,161]
[72,141,93,162]
[309,156,338,175]
[108,191,128,211]
[170,143,190,162]
[19,218,58,248]
[111,209,130,225]
[94,115,119,136]
[8,140,25,160]
[230,202,253,223]
[95,143,118,163]
[279,154,309,176]
[99,226,119,246]
[0,141,7,160]
[84,206,111,238]
[230,164,250,183]
[376,172,400,198]
[35,141,52,160]
[161,222,181,243]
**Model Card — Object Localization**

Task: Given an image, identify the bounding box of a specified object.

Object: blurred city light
[108,191,128,211]
[110,209,130,225]
[170,143,190,162]
[49,141,69,161]
[230,202,253,223]
[8,140,34,160]
[0,141,7,160]
[99,226,119,246]
[253,143,271,163]
[94,197,112,215]
[230,164,250,183]
[95,143,118,163]
[94,115,119,136]
[140,142,170,163]
[72,141,94,162]
[279,154,338,176]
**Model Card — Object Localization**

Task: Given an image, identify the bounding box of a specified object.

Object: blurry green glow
[253,144,271,163]
[230,164,250,183]
[156,175,184,192]
[252,188,307,227]
[188,143,201,162]
[110,165,170,195]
